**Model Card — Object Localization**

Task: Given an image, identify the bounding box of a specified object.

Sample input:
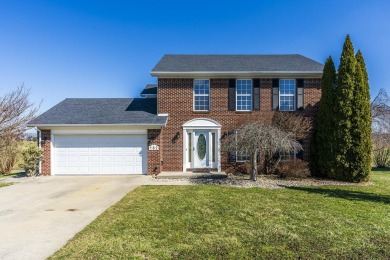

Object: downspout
[35,127,42,175]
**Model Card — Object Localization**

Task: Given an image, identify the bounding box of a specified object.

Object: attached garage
[28,98,167,176]
[53,134,147,175]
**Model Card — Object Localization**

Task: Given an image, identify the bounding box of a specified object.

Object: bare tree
[272,112,312,139]
[0,85,39,141]
[371,88,390,151]
[0,85,39,174]
[222,121,302,181]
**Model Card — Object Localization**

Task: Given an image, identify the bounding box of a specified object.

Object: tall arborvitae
[332,35,356,181]
[349,51,372,181]
[311,56,337,177]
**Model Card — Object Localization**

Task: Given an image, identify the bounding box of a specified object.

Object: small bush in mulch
[276,159,310,179]
[224,163,251,175]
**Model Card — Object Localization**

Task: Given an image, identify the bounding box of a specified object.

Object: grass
[0,182,12,188]
[0,170,25,179]
[51,170,390,259]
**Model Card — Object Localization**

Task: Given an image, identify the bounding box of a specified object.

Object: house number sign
[149,144,159,151]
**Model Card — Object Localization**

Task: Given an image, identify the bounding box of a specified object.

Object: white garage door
[53,135,147,175]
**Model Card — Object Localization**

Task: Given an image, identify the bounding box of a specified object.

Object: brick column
[41,130,51,176]
[147,129,162,175]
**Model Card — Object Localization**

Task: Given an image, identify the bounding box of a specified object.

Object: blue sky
[1,0,389,112]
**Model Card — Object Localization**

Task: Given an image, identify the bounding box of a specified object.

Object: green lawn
[0,182,12,188]
[0,170,24,179]
[51,170,390,259]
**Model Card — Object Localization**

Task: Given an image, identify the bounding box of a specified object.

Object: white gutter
[150,70,323,77]
[27,122,168,128]
[140,94,157,98]
[151,70,323,75]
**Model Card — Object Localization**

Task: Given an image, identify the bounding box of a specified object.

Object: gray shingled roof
[140,84,157,95]
[28,98,167,126]
[151,54,323,73]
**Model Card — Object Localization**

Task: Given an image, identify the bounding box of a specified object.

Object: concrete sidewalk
[0,175,147,260]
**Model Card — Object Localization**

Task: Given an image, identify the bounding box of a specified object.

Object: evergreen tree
[333,35,356,181]
[349,51,372,181]
[312,56,337,177]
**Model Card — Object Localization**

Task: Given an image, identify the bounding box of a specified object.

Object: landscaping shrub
[276,159,310,179]
[373,148,390,168]
[224,163,251,175]
[20,144,41,177]
[0,140,19,175]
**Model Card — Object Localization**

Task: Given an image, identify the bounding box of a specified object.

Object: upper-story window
[236,79,252,111]
[279,79,296,111]
[193,79,210,111]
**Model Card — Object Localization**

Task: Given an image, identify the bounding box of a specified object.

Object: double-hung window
[280,150,296,161]
[193,79,210,111]
[236,79,252,111]
[235,131,249,162]
[279,79,296,111]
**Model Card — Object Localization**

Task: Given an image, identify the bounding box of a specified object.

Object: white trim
[35,127,42,175]
[193,79,210,112]
[217,128,221,172]
[158,113,169,116]
[152,71,323,74]
[236,79,253,111]
[51,129,147,135]
[140,94,157,98]
[182,128,187,172]
[182,118,221,129]
[279,79,296,112]
[51,133,148,175]
[30,123,166,127]
[50,132,55,176]
[182,118,221,172]
[151,71,323,78]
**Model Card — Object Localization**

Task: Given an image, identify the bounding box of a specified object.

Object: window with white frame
[280,150,296,161]
[236,79,252,111]
[236,151,249,162]
[235,131,249,162]
[279,79,296,111]
[193,79,210,111]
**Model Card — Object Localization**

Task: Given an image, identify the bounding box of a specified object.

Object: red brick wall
[147,129,162,175]
[158,78,321,171]
[41,130,51,176]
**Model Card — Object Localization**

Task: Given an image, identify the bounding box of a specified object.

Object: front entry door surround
[182,118,222,172]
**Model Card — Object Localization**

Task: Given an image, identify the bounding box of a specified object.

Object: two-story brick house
[28,54,323,176]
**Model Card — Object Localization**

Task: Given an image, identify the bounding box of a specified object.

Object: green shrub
[276,159,310,179]
[0,140,19,175]
[373,149,390,168]
[20,144,41,177]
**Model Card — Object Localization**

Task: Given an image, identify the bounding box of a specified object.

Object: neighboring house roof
[140,84,157,97]
[151,54,324,78]
[28,98,167,126]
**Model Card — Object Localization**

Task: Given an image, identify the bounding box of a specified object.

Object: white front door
[194,131,209,168]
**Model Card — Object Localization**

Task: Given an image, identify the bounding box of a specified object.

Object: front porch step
[156,171,227,180]
[187,168,218,173]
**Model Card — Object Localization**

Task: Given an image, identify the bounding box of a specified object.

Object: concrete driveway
[0,175,148,260]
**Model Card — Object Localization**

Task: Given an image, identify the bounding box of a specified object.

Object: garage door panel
[90,156,100,162]
[68,156,78,162]
[54,134,146,175]
[79,156,89,162]
[113,156,122,162]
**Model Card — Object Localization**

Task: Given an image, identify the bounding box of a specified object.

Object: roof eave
[150,71,323,78]
[27,122,168,128]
